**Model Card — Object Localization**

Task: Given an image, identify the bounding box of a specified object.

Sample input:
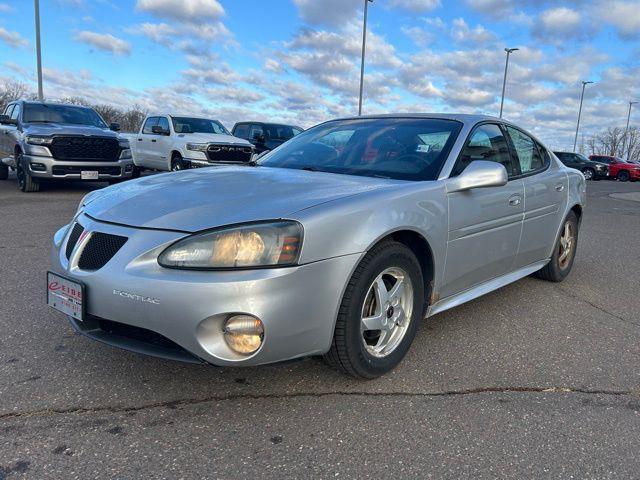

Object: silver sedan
[48,114,585,378]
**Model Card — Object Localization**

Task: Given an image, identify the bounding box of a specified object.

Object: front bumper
[24,154,134,180]
[50,213,360,366]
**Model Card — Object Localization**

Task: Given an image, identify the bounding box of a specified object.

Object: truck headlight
[119,148,132,160]
[158,221,303,270]
[186,143,209,152]
[26,135,53,145]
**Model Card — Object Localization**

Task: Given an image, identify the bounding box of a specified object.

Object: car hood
[83,166,394,232]
[174,132,251,146]
[23,123,119,138]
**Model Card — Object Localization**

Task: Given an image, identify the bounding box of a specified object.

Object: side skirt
[426,259,550,317]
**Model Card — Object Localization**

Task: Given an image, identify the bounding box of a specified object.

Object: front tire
[324,241,424,378]
[582,168,594,181]
[534,211,579,282]
[16,154,40,192]
[617,170,630,182]
[171,154,185,172]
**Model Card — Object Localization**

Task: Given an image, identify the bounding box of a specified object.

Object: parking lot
[1,174,639,478]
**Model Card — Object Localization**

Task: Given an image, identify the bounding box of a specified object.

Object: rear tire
[534,211,579,282]
[16,154,40,192]
[131,166,141,179]
[0,164,8,180]
[617,170,630,182]
[324,241,424,378]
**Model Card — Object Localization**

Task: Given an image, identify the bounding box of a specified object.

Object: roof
[331,113,499,123]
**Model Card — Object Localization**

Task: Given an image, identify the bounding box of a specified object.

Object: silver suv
[0,100,134,192]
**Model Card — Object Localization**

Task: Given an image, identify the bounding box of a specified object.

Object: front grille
[52,165,121,176]
[78,232,127,270]
[65,223,84,259]
[206,144,253,163]
[50,136,120,162]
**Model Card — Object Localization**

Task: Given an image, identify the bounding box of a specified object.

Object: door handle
[554,183,565,192]
[508,194,521,207]
[151,139,157,143]
[137,138,142,141]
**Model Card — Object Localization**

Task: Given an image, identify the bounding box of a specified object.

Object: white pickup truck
[123,114,254,172]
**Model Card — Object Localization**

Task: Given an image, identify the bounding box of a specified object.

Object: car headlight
[119,148,132,160]
[26,135,53,145]
[158,221,303,270]
[186,143,209,152]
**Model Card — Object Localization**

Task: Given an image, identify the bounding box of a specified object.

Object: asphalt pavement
[1,174,639,479]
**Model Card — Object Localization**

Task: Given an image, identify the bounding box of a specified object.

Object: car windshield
[22,103,107,128]
[257,118,462,181]
[172,117,230,135]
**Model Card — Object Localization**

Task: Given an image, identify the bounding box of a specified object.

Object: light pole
[623,101,637,161]
[34,0,44,100]
[358,0,373,116]
[499,47,518,118]
[573,80,593,153]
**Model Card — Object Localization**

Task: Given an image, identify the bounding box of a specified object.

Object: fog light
[223,315,264,355]
[124,164,133,172]
[30,163,46,171]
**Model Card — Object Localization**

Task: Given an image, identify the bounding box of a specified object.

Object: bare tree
[585,127,640,160]
[0,81,30,112]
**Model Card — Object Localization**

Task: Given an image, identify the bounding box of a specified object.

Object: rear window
[258,118,462,181]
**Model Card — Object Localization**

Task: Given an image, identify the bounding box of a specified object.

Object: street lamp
[499,47,518,118]
[358,0,373,116]
[34,0,44,100]
[573,80,594,153]
[623,101,638,161]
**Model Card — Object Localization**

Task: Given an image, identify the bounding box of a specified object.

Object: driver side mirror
[109,122,121,131]
[0,115,17,125]
[446,160,508,193]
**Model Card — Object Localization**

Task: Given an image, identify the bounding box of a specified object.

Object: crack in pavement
[0,386,634,421]
[557,285,640,330]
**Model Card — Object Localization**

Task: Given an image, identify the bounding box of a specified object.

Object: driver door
[441,123,524,298]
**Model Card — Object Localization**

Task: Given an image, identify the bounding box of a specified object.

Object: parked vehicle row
[0,100,304,191]
[48,114,585,377]
[554,151,640,182]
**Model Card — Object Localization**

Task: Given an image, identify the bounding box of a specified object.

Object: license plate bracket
[81,170,99,180]
[47,271,85,321]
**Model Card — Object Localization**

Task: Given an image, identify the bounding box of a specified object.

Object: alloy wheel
[558,221,574,269]
[360,267,414,358]
[582,169,593,180]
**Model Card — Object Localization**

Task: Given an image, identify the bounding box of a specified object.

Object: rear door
[442,123,524,298]
[505,126,567,268]
[137,117,158,168]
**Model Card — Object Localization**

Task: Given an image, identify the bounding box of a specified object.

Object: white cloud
[74,30,131,55]
[135,0,224,24]
[388,0,441,12]
[594,0,640,39]
[451,18,495,44]
[0,3,13,12]
[0,27,28,48]
[292,0,361,27]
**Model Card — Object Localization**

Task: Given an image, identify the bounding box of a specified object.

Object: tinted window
[22,103,106,127]
[142,117,158,134]
[592,155,609,163]
[259,118,462,181]
[233,124,249,139]
[453,123,516,177]
[3,104,14,116]
[264,124,298,141]
[505,126,544,174]
[249,124,264,140]
[171,117,229,135]
[10,104,20,121]
[157,116,170,133]
[292,127,303,136]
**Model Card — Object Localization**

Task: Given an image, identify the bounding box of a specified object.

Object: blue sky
[1,0,639,149]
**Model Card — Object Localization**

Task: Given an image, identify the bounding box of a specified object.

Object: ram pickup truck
[0,100,134,192]
[123,115,254,172]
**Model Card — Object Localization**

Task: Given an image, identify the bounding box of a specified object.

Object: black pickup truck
[232,122,303,155]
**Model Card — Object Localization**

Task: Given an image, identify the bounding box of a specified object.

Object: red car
[589,155,640,182]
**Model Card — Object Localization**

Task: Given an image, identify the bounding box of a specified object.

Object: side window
[156,116,169,133]
[142,117,158,134]
[452,123,516,177]
[249,124,264,140]
[292,127,302,136]
[4,104,14,116]
[10,104,20,121]
[234,124,249,139]
[505,126,545,174]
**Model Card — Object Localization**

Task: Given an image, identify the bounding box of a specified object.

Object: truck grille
[50,136,120,162]
[77,232,128,271]
[206,144,253,163]
[65,222,84,259]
